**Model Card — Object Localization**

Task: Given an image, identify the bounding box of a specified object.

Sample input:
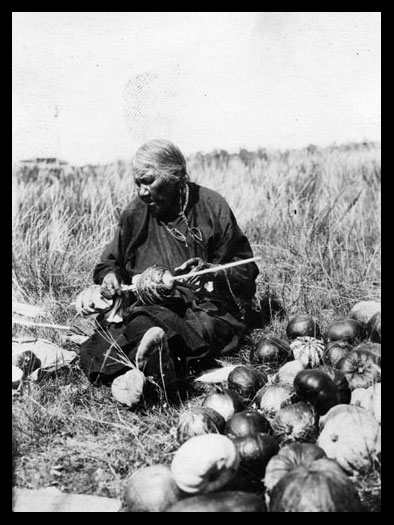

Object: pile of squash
[123,300,381,512]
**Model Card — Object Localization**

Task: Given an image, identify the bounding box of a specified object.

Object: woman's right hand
[75,285,113,316]
[101,272,122,299]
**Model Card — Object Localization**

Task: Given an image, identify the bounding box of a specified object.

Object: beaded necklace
[158,183,203,247]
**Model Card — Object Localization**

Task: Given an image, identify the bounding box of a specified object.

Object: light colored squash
[317,404,381,474]
[124,464,185,512]
[349,300,381,327]
[171,434,240,494]
[277,359,305,387]
[351,383,381,423]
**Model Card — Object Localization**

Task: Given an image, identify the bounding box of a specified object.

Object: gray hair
[132,139,189,183]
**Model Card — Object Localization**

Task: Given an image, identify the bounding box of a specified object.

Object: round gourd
[269,458,363,512]
[349,300,381,327]
[227,365,266,402]
[251,335,291,365]
[324,318,362,344]
[286,315,321,339]
[277,360,305,387]
[202,388,245,421]
[264,442,327,497]
[324,340,353,368]
[255,384,294,416]
[338,348,381,390]
[111,368,146,408]
[171,434,240,494]
[317,365,351,404]
[271,401,318,444]
[293,369,342,415]
[231,433,279,477]
[225,409,272,439]
[366,311,381,343]
[176,407,226,444]
[290,337,325,368]
[124,464,186,512]
[317,404,381,474]
[351,383,381,423]
[166,491,267,512]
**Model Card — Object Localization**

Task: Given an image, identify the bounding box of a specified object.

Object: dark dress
[79,182,259,383]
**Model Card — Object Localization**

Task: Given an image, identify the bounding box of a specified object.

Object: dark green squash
[286,315,321,339]
[324,318,362,344]
[227,365,266,402]
[225,409,272,438]
[251,335,291,365]
[231,432,279,477]
[293,369,342,415]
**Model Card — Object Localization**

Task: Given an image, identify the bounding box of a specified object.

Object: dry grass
[12,141,381,510]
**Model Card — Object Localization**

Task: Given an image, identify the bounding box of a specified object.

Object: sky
[12,12,381,165]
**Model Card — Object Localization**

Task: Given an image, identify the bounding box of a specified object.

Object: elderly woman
[77,139,259,405]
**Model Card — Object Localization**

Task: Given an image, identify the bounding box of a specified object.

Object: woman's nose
[139,184,150,198]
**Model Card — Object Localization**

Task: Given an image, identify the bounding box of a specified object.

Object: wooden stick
[169,255,262,282]
[12,317,73,330]
[120,256,261,292]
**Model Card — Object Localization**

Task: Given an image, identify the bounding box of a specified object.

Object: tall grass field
[12,142,381,511]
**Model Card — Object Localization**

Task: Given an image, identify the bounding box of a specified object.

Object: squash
[324,318,362,343]
[264,442,327,497]
[176,407,226,444]
[268,458,363,512]
[353,342,381,361]
[202,387,245,421]
[290,337,325,368]
[225,409,272,439]
[255,384,294,416]
[286,314,321,339]
[367,311,381,343]
[277,360,305,387]
[251,335,291,365]
[111,368,146,408]
[317,365,351,404]
[124,464,186,512]
[324,340,353,368]
[351,383,381,423]
[166,491,267,512]
[227,365,266,402]
[271,401,318,444]
[293,369,343,415]
[349,300,380,327]
[317,404,381,474]
[231,433,279,477]
[338,348,381,390]
[171,434,240,494]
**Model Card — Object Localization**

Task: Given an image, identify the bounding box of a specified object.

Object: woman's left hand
[174,257,216,290]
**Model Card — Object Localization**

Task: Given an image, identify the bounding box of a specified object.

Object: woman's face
[134,172,180,219]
